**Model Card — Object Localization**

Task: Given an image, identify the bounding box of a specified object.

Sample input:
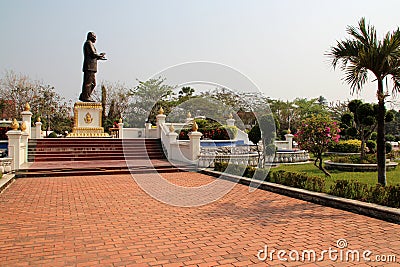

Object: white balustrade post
[6,121,22,171]
[166,125,178,159]
[21,131,29,165]
[35,120,43,139]
[118,118,124,139]
[285,133,294,150]
[226,113,235,127]
[144,122,152,138]
[21,103,33,139]
[156,108,166,139]
[188,122,202,161]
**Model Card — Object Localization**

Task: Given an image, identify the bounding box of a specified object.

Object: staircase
[27,138,165,162]
[17,138,188,178]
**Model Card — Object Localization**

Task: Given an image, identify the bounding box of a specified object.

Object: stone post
[285,133,294,150]
[166,125,178,159]
[6,119,22,171]
[144,122,152,138]
[118,118,124,139]
[156,107,166,139]
[20,130,29,165]
[188,122,202,160]
[35,118,43,139]
[21,103,33,139]
[226,113,235,127]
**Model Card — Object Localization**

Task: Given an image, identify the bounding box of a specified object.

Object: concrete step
[27,138,166,163]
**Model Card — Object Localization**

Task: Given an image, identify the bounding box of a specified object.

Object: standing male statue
[79,32,107,102]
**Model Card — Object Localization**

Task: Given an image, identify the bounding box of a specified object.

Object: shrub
[328,139,361,153]
[48,132,58,138]
[329,180,369,201]
[370,132,377,141]
[330,180,400,208]
[386,142,393,154]
[366,140,377,153]
[330,154,377,164]
[178,125,238,140]
[214,162,228,172]
[385,134,396,142]
[269,170,325,192]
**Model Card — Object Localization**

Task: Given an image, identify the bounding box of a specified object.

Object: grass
[272,159,400,191]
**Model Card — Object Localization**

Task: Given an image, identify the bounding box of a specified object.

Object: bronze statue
[79,32,106,102]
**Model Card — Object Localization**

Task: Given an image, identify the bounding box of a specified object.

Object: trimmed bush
[48,132,58,138]
[366,140,376,153]
[385,134,396,142]
[330,154,377,164]
[370,132,377,141]
[214,163,400,208]
[178,125,238,140]
[386,142,393,154]
[328,139,361,153]
[330,180,400,208]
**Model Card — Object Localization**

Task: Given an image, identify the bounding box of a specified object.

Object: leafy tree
[341,100,377,159]
[295,115,341,176]
[327,18,400,185]
[258,114,277,168]
[92,81,131,128]
[127,77,174,127]
[178,86,195,98]
[0,70,72,134]
[248,124,262,165]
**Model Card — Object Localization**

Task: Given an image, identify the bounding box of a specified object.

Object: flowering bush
[178,125,238,140]
[294,114,341,176]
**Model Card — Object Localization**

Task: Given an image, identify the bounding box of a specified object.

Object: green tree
[341,100,377,159]
[127,77,174,127]
[248,124,262,165]
[258,114,277,168]
[327,18,400,185]
[295,115,341,176]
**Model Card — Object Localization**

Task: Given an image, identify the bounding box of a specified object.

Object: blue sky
[1,0,400,107]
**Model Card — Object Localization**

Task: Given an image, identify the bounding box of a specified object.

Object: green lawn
[272,160,400,190]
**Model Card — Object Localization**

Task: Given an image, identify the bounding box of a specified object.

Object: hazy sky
[1,0,400,107]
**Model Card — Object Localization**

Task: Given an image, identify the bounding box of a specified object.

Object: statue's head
[87,32,96,43]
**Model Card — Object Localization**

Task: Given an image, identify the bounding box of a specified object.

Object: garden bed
[324,160,398,172]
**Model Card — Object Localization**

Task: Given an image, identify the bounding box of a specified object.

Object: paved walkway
[0,172,399,266]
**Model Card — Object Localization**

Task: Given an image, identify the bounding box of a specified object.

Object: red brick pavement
[0,172,399,266]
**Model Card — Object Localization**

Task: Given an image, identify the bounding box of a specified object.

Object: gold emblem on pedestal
[84,112,93,124]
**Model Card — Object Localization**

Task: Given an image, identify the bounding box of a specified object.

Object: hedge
[214,162,400,208]
[213,162,325,193]
[178,125,238,140]
[328,139,361,153]
[329,180,400,208]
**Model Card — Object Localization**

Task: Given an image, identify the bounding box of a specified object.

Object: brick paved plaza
[0,172,399,266]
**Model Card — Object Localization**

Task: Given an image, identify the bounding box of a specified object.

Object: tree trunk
[376,79,387,186]
[314,153,331,177]
[360,130,366,161]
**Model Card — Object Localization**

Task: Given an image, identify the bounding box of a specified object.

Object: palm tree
[327,18,400,186]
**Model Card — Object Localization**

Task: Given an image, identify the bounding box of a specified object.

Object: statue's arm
[88,42,105,59]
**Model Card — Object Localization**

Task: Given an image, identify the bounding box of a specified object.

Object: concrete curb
[0,173,15,194]
[201,169,400,225]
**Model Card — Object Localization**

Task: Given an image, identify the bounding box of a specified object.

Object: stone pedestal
[67,102,109,137]
[21,110,32,138]
[6,130,22,171]
[35,121,42,139]
[156,114,166,138]
[188,131,202,160]
[284,133,294,150]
